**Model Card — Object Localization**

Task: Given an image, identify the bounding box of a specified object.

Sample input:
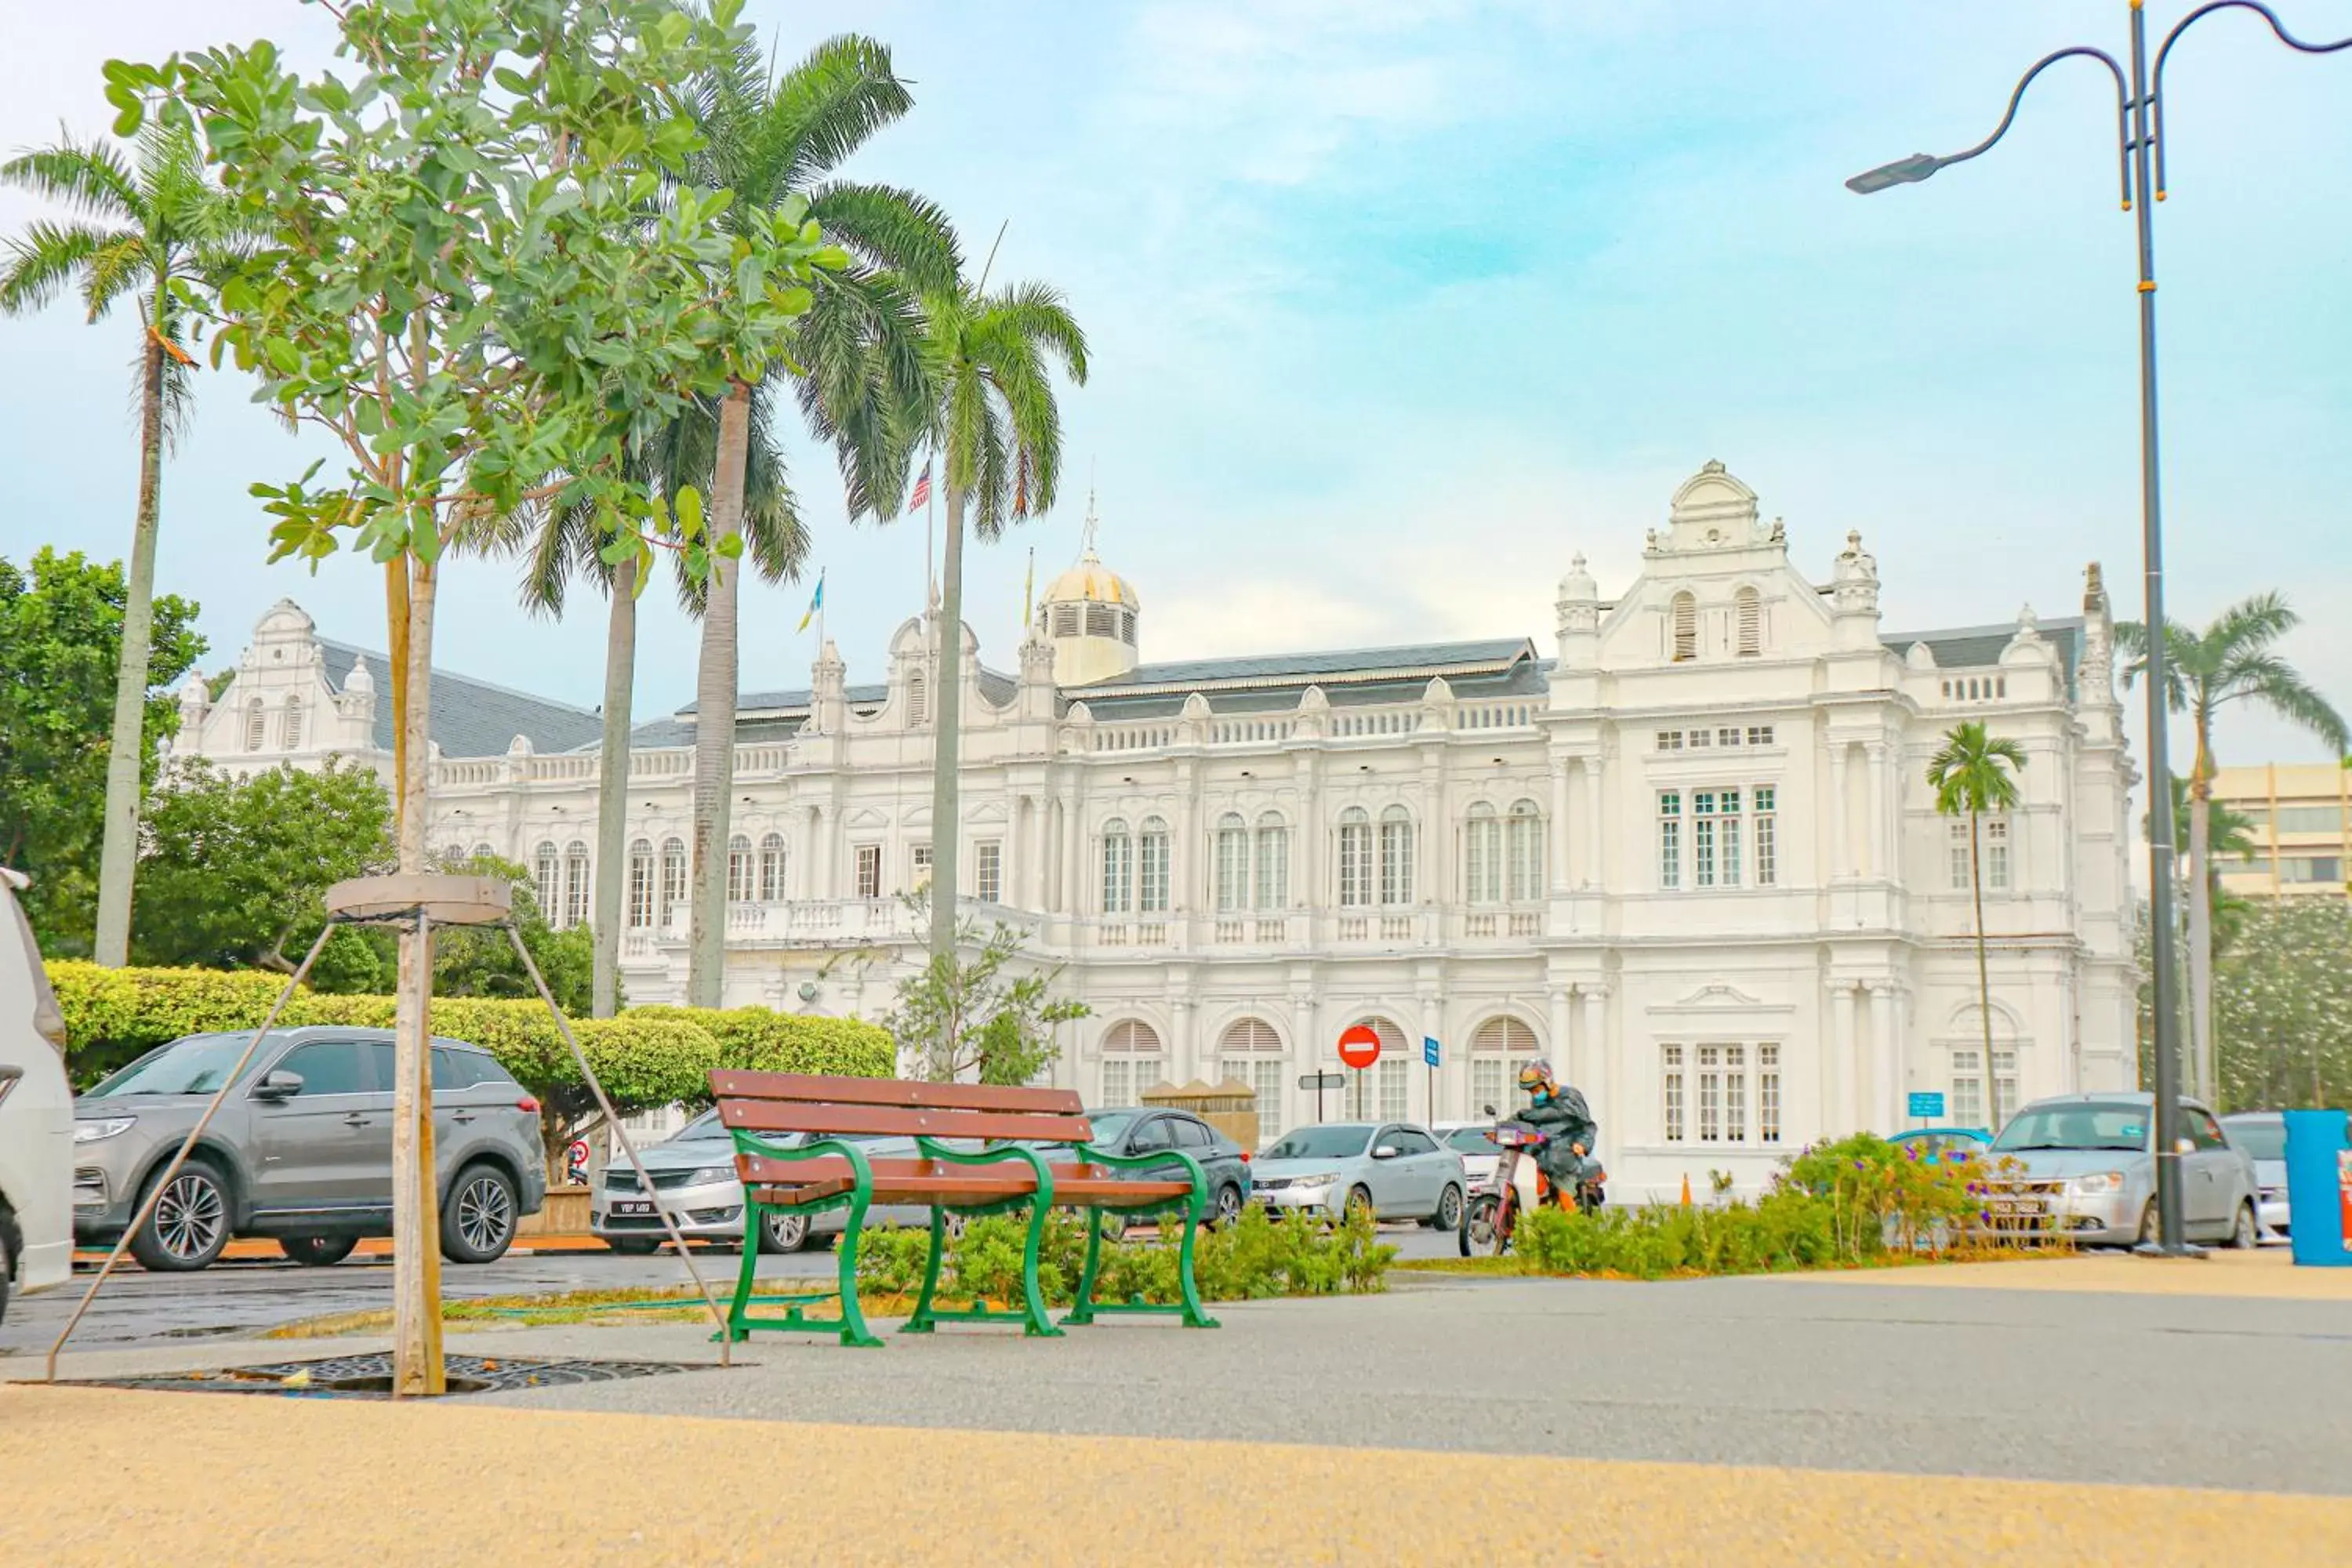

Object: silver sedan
[1249,1122,1466,1229]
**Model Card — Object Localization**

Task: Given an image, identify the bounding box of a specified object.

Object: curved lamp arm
[1848,45,2132,206]
[2154,2,2352,198]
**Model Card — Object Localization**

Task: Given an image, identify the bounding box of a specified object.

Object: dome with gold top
[1038,498,1139,686]
[1041,550,1139,611]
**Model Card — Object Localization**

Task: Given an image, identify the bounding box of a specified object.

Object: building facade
[2209,762,2352,901]
[180,463,2141,1197]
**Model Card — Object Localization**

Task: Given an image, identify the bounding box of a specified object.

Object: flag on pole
[797,571,826,633]
[908,460,933,512]
[1023,546,1036,630]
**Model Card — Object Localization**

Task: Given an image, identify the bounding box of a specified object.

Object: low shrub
[626,1004,892,1080]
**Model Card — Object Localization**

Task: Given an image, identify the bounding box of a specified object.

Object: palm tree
[2,124,252,965]
[2118,593,2347,1102]
[503,387,808,1018]
[910,273,1089,960]
[1929,721,2027,1104]
[678,31,960,1007]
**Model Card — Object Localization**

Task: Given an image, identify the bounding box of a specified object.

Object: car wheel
[1432,1182,1465,1231]
[2226,1200,2259,1250]
[1341,1185,1375,1226]
[1210,1183,1244,1229]
[279,1234,358,1268]
[2136,1200,2159,1247]
[130,1159,232,1272]
[441,1163,519,1265]
[604,1236,659,1256]
[756,1210,810,1254]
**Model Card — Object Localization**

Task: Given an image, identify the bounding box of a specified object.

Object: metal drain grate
[68,1352,706,1399]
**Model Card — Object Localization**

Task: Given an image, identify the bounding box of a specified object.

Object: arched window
[1218,1016,1286,1124]
[1670,591,1697,662]
[726,834,755,903]
[1100,818,1133,915]
[1098,1017,1163,1105]
[1214,812,1249,913]
[1734,586,1762,657]
[532,841,560,917]
[1337,808,1373,908]
[1378,805,1415,906]
[1254,811,1289,910]
[1507,800,1544,902]
[245,698,267,752]
[907,669,927,728]
[470,842,495,864]
[563,841,590,929]
[281,696,304,752]
[626,839,655,928]
[1464,802,1501,906]
[1470,1015,1543,1115]
[659,837,687,928]
[1138,816,1171,913]
[758,833,787,902]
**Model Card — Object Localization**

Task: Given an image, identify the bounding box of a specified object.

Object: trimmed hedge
[626,1004,895,1079]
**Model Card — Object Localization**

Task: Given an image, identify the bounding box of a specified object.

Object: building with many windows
[2209,762,2351,899]
[176,462,2140,1196]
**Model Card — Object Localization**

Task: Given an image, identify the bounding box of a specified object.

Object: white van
[0,867,74,1323]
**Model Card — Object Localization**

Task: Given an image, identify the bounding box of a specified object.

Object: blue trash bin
[2281,1109,2351,1268]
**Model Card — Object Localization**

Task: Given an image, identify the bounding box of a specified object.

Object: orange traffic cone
[1679,1174,1692,1207]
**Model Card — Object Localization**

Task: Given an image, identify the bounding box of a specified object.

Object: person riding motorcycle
[1509,1058,1600,1209]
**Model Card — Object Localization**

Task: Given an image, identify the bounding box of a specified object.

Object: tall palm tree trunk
[687,380,751,1008]
[2187,778,2216,1105]
[590,557,637,1018]
[927,485,968,964]
[391,556,445,1397]
[90,317,169,966]
[1969,808,1995,1116]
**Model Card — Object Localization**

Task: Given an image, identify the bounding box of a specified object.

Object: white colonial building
[180,463,2140,1197]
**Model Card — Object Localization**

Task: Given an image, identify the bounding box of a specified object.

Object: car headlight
[2067,1171,2125,1196]
[74,1116,137,1144]
[684,1166,737,1188]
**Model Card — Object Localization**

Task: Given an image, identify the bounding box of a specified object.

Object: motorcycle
[1457,1121,1606,1257]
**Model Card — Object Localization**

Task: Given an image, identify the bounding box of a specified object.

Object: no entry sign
[1337,1024,1382,1070]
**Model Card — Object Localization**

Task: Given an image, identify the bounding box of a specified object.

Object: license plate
[612,1200,655,1215]
[1991,1199,2045,1215]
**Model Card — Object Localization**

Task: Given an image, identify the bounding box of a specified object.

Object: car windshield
[1264,1126,1371,1160]
[2223,1120,2285,1161]
[670,1109,727,1142]
[85,1033,263,1098]
[1444,1127,1498,1154]
[1992,1104,2151,1154]
[1087,1111,1137,1146]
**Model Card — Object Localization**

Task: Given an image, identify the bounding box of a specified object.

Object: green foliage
[880,902,1087,1083]
[853,1205,1394,1307]
[629,1004,892,1079]
[0,550,204,950]
[2209,898,2352,1112]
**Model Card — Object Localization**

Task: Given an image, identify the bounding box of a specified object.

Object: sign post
[1907,1091,1946,1127]
[1423,1035,1441,1123]
[1298,1070,1345,1124]
[1338,1024,1382,1120]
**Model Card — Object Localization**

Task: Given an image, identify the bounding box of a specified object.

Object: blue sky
[3,1,2349,764]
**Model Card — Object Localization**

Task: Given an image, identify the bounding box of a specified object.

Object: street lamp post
[1847,2,2351,1254]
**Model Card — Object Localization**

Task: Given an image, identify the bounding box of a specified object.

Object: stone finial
[1832,529,1879,615]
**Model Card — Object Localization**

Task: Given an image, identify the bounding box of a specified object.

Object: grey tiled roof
[318,640,605,760]
[1071,639,1548,720]
[1086,637,1536,693]
[1883,618,2085,698]
[681,668,1018,719]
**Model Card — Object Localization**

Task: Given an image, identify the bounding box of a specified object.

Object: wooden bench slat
[740,1153,1192,1208]
[710,1071,1083,1114]
[720,1099,1092,1143]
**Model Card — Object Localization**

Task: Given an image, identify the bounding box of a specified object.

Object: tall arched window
[245,698,267,752]
[1218,1016,1286,1125]
[469,842,495,864]
[563,841,590,929]
[1470,1015,1543,1115]
[1464,802,1501,905]
[281,696,304,751]
[1734,586,1762,657]
[1138,816,1171,913]
[626,839,655,928]
[532,841,560,917]
[1100,819,1134,915]
[1507,800,1544,902]
[1254,811,1290,910]
[1214,812,1249,912]
[1671,591,1697,662]
[1337,808,1373,908]
[726,834,755,902]
[758,833,787,902]
[659,837,687,928]
[1378,805,1415,906]
[907,669,928,728]
[1099,1018,1163,1104]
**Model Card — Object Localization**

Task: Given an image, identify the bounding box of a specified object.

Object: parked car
[1250,1122,1465,1228]
[1039,1107,1250,1230]
[1432,1120,1503,1194]
[1888,1126,1991,1163]
[0,867,73,1323]
[73,1028,546,1271]
[593,1113,930,1252]
[1984,1092,2259,1248]
[2216,1111,2347,1242]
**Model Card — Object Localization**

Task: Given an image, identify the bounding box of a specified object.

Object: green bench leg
[723,1209,762,1343]
[902,1207,948,1335]
[1173,1198,1221,1330]
[830,1192,883,1348]
[1062,1210,1106,1327]
[1017,1200,1062,1338]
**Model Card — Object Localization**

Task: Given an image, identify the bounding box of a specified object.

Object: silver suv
[74,1028,546,1271]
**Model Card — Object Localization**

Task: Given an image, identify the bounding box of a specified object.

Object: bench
[710,1071,1221,1346]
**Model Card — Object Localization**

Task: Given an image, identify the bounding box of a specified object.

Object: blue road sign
[1907,1091,1947,1120]
[1423,1036,1441,1068]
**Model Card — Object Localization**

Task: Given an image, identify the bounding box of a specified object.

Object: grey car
[74,1028,546,1271]
[1250,1122,1466,1228]
[593,1112,928,1253]
[1984,1092,2260,1248]
[2219,1111,2347,1241]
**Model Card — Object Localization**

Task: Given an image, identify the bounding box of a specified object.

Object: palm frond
[763,35,915,194]
[0,130,141,223]
[804,180,961,290]
[0,220,111,314]
[2221,653,2350,754]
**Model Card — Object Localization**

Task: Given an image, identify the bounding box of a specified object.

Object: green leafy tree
[881,899,1087,1084]
[907,272,1088,960]
[1927,721,2027,1084]
[2118,593,2349,1103]
[2,124,254,968]
[677,31,960,1006]
[2211,898,2352,1112]
[0,549,204,950]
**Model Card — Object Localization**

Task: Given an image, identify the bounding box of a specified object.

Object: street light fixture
[1848,2,2351,1256]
